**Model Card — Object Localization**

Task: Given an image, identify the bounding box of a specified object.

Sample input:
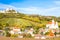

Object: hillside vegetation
[0,9,60,30]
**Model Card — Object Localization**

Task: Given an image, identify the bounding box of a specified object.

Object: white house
[10,27,22,34]
[27,28,34,37]
[46,19,59,29]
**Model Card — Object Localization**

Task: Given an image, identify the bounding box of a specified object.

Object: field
[0,36,60,40]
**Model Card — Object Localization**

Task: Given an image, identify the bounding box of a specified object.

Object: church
[46,19,59,29]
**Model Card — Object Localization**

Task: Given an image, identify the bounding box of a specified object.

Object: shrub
[23,33,32,38]
[44,32,49,35]
[11,34,18,37]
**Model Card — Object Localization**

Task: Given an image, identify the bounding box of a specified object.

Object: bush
[44,32,49,35]
[6,31,11,37]
[23,33,32,38]
[11,34,18,37]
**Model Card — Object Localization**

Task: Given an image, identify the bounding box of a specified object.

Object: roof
[48,22,56,24]
[13,27,20,29]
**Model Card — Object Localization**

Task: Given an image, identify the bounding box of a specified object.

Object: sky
[0,0,60,16]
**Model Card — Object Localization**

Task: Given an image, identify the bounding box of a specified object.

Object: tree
[0,24,3,30]
[5,23,9,27]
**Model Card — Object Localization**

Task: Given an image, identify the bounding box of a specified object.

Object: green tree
[0,24,3,30]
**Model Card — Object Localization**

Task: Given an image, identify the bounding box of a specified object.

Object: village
[0,19,60,39]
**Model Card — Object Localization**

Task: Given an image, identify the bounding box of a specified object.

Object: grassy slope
[0,13,60,28]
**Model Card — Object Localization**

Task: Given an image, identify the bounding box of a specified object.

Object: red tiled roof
[48,22,52,24]
[48,22,56,24]
[14,27,20,29]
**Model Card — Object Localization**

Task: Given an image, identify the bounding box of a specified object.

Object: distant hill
[0,9,60,29]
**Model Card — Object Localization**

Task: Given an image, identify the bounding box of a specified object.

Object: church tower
[55,22,58,29]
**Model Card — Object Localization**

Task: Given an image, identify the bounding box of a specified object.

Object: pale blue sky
[0,0,60,16]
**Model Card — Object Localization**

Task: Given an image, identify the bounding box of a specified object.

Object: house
[46,19,59,29]
[10,27,24,38]
[48,30,55,37]
[10,27,22,34]
[40,36,46,39]
[39,28,45,35]
[0,30,4,36]
[34,34,41,39]
[27,28,34,37]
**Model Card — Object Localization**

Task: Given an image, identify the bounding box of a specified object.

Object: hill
[0,9,60,30]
